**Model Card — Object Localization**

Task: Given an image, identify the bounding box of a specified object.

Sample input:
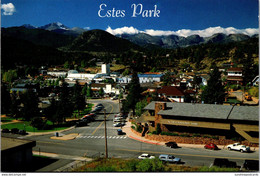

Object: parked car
[111,96,118,100]
[204,143,219,150]
[81,113,96,122]
[113,123,122,127]
[138,153,155,160]
[241,160,259,170]
[210,158,237,168]
[159,154,181,163]
[114,117,123,121]
[18,130,27,135]
[94,106,103,111]
[96,103,104,108]
[75,121,88,127]
[117,129,123,135]
[11,128,19,134]
[165,142,178,148]
[227,143,250,153]
[2,128,10,133]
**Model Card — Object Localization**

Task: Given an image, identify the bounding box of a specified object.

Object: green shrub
[136,125,143,133]
[192,133,201,137]
[94,166,116,172]
[125,160,138,171]
[136,158,164,172]
[180,133,191,137]
[161,131,179,136]
[151,131,157,134]
[198,166,239,172]
[156,123,162,134]
[211,136,219,140]
[203,135,210,138]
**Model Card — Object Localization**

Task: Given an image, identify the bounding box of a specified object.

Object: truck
[159,154,181,163]
[244,92,252,101]
[227,143,250,153]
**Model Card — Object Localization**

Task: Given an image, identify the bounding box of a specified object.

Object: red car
[204,143,219,150]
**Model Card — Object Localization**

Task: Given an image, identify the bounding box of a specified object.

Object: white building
[102,64,110,74]
[117,73,164,84]
[67,70,97,80]
[47,71,67,77]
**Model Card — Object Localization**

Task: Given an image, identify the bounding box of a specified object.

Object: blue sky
[1,0,259,36]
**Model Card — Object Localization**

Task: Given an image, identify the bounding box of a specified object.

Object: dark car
[76,121,88,127]
[211,158,237,168]
[165,142,178,148]
[94,106,103,111]
[204,143,219,150]
[242,160,259,171]
[117,129,123,135]
[18,130,27,135]
[11,128,19,134]
[2,128,10,133]
[96,103,104,108]
[81,113,96,122]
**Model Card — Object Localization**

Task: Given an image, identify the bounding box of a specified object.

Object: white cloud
[106,26,259,37]
[1,3,16,15]
[84,27,90,30]
[106,26,139,35]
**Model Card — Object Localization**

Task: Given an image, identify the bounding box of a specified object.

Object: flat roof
[1,137,36,152]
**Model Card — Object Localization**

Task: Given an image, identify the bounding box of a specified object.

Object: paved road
[13,99,259,170]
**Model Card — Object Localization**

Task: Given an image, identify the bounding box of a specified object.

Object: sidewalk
[122,119,259,151]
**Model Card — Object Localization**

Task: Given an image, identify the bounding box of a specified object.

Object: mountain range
[22,22,87,36]
[2,22,258,51]
[116,32,258,48]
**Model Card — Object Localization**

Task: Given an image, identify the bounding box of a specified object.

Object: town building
[226,67,243,85]
[157,86,186,103]
[47,70,67,77]
[1,137,36,172]
[118,73,164,84]
[142,101,259,144]
[101,64,110,74]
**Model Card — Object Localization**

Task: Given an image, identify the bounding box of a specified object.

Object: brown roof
[157,86,185,96]
[227,67,242,72]
[91,83,106,88]
[227,76,243,81]
[144,72,161,75]
[184,89,196,94]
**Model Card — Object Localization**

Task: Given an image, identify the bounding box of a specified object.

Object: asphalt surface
[4,99,259,171]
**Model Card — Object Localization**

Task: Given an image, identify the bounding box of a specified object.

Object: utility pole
[104,109,108,158]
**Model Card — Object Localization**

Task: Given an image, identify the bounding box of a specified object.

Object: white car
[113,123,122,127]
[114,117,123,121]
[138,153,155,160]
[227,143,250,153]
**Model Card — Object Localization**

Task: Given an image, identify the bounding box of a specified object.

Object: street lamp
[104,108,108,158]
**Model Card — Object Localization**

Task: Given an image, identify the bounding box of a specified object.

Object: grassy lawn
[1,104,94,133]
[1,121,68,132]
[225,97,241,104]
[1,117,15,123]
[72,103,94,118]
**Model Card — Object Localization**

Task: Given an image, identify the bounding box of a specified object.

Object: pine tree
[72,81,86,116]
[57,81,73,122]
[20,89,39,121]
[1,83,11,114]
[99,87,104,97]
[125,72,142,115]
[201,66,225,104]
